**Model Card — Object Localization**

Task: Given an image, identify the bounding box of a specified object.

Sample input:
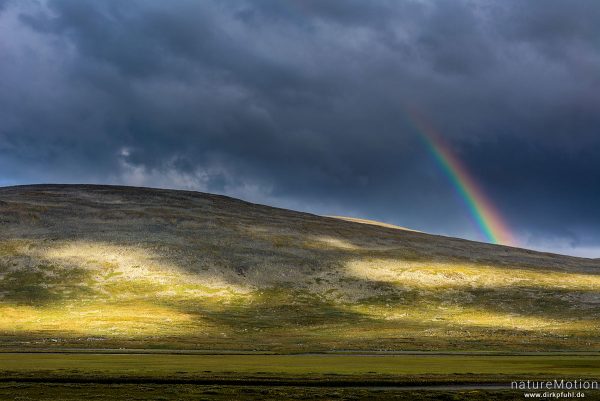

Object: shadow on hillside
[0,257,97,306]
[1,185,600,350]
[1,234,599,351]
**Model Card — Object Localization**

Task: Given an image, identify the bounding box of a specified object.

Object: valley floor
[2,352,600,400]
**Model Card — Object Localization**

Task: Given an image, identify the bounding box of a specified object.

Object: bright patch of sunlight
[328,216,419,232]
[345,259,600,291]
[345,304,596,332]
[0,303,197,336]
[42,241,251,296]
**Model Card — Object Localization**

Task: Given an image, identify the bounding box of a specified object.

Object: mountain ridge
[2,183,588,260]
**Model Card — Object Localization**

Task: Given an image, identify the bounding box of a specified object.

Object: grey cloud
[1,0,600,256]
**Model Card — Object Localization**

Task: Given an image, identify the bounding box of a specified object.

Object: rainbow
[408,110,515,246]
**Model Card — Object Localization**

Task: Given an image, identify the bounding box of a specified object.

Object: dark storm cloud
[1,0,599,256]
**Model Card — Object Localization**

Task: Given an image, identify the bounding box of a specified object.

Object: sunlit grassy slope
[1,184,599,351]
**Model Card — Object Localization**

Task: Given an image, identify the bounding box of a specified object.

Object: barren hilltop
[0,184,599,351]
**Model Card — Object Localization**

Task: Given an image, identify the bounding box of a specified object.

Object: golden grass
[345,259,600,291]
[0,303,197,336]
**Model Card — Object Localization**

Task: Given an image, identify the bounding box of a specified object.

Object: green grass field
[0,353,600,382]
[2,353,600,380]
[2,353,600,400]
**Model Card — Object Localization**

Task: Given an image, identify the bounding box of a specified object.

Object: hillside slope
[0,184,599,351]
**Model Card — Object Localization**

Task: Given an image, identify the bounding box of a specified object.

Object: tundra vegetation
[1,185,600,400]
[1,185,599,352]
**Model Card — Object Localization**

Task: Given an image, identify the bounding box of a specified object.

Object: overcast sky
[1,0,599,257]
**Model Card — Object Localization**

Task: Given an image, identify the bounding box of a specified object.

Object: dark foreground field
[2,352,600,400]
[0,383,535,401]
